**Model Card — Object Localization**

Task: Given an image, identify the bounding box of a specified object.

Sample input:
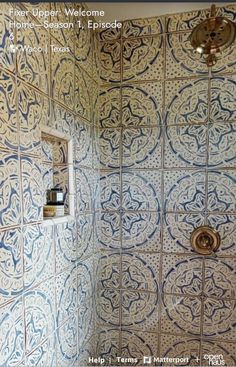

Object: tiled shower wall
[96,4,236,365]
[0,2,99,366]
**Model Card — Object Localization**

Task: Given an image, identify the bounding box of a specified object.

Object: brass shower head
[190,4,236,67]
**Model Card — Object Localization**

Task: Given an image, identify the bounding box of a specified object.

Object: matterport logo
[203,354,225,366]
[143,356,189,364]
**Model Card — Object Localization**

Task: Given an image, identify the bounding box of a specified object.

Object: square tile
[122,211,161,252]
[98,25,121,41]
[78,296,94,347]
[164,170,205,212]
[97,86,121,128]
[96,288,121,326]
[57,316,78,366]
[207,214,236,255]
[162,254,203,296]
[207,170,236,212]
[121,82,163,127]
[95,211,121,250]
[100,128,121,169]
[123,16,164,38]
[122,170,162,211]
[210,77,236,123]
[51,101,74,136]
[75,63,91,121]
[97,328,120,366]
[75,16,93,75]
[122,127,162,168]
[0,151,21,227]
[74,120,93,167]
[55,220,76,273]
[164,124,207,168]
[21,155,43,224]
[76,168,94,213]
[165,78,209,125]
[123,36,164,82]
[208,122,236,167]
[100,170,121,211]
[0,228,23,306]
[77,257,94,306]
[77,214,94,258]
[26,334,56,367]
[96,252,120,290]
[99,40,121,83]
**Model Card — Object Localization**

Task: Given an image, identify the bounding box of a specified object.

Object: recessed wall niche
[41,129,74,218]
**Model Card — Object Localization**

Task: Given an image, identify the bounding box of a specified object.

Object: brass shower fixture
[190,4,236,67]
[190,226,221,255]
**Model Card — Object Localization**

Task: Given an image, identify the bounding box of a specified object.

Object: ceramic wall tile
[123,16,164,38]
[163,213,205,253]
[24,278,55,354]
[100,171,121,211]
[50,3,74,52]
[55,220,76,273]
[160,335,201,365]
[121,290,159,332]
[164,124,207,168]
[26,334,56,367]
[0,228,23,306]
[18,82,50,156]
[0,70,18,151]
[96,288,121,326]
[99,128,121,169]
[122,211,161,251]
[51,51,74,109]
[21,155,43,223]
[42,163,53,204]
[76,168,94,213]
[201,340,236,367]
[96,252,120,290]
[78,296,94,347]
[0,298,24,366]
[165,78,209,125]
[77,214,93,259]
[0,3,15,72]
[166,8,208,32]
[53,140,68,164]
[123,36,164,82]
[99,41,121,83]
[164,170,205,212]
[208,122,236,167]
[210,77,236,123]
[122,171,162,211]
[57,316,78,366]
[51,101,74,136]
[207,171,236,212]
[16,19,49,94]
[161,294,201,336]
[75,63,91,121]
[98,26,121,41]
[95,328,120,366]
[74,120,93,167]
[122,82,163,127]
[75,17,93,75]
[41,140,53,162]
[0,151,21,227]
[97,86,121,128]
[207,214,236,255]
[77,258,93,306]
[95,211,121,250]
[162,254,203,296]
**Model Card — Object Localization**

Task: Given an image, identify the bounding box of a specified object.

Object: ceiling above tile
[86,2,228,22]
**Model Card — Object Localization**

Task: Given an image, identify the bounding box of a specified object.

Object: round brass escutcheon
[190,226,221,255]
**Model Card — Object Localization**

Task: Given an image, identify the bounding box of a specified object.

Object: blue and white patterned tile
[26,334,56,367]
[96,288,120,326]
[42,163,53,205]
[97,328,120,366]
[122,127,162,168]
[77,259,93,307]
[41,139,53,162]
[207,171,236,212]
[203,298,236,342]
[75,64,91,121]
[122,83,163,127]
[0,151,21,227]
[99,128,121,169]
[0,297,24,367]
[51,51,74,109]
[207,214,236,255]
[21,155,43,223]
[98,24,121,41]
[56,266,77,327]
[204,258,236,300]
[0,228,23,306]
[95,212,121,250]
[18,83,50,156]
[76,168,94,213]
[122,252,160,292]
[55,220,76,273]
[208,123,236,167]
[51,101,74,137]
[123,36,164,82]
[164,170,205,212]
[77,214,93,259]
[50,3,74,52]
[162,254,203,296]
[121,290,159,332]
[122,171,162,211]
[160,335,201,366]
[122,211,161,251]
[165,79,208,125]
[100,171,121,211]
[123,16,164,37]
[74,120,93,167]
[166,8,208,32]
[78,334,97,366]
[210,77,236,123]
[99,41,121,83]
[75,15,93,75]
[57,316,77,367]
[165,32,209,78]
[0,70,18,151]
[164,124,207,168]
[121,330,159,366]
[53,140,68,164]
[0,4,16,72]
[96,252,120,290]
[78,296,94,347]
[201,340,236,367]
[97,86,121,128]
[24,279,55,354]
[163,213,205,253]
[16,19,49,94]
[23,223,54,288]
[161,294,201,336]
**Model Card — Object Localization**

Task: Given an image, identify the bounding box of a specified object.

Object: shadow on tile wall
[96,3,236,366]
[0,2,99,366]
